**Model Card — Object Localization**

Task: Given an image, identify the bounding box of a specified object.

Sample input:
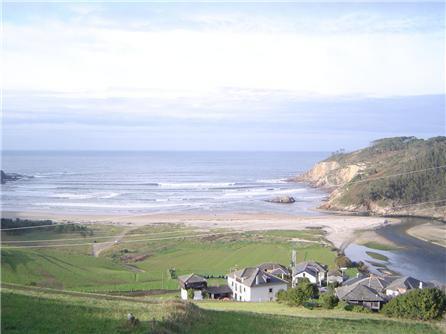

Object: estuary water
[345,217,446,283]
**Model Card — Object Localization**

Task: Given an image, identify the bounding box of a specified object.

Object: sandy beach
[2,210,395,249]
[407,222,446,248]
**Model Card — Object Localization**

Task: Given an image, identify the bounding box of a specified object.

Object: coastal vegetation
[3,286,443,334]
[383,288,446,320]
[1,224,335,292]
[298,136,446,220]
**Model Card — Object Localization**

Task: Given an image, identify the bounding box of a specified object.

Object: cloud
[2,3,445,151]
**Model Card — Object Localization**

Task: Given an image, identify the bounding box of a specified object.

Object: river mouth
[344,217,446,283]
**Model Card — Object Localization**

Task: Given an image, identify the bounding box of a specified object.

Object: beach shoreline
[1,210,395,249]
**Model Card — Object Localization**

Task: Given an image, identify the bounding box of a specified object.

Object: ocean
[1,151,329,215]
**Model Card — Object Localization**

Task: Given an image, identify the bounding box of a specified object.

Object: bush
[336,300,353,311]
[382,288,446,320]
[335,255,352,268]
[351,305,372,313]
[320,293,339,309]
[277,279,318,306]
[187,289,195,300]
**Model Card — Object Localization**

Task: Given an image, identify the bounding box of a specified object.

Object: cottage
[228,267,288,302]
[257,263,290,280]
[335,274,392,310]
[292,261,327,287]
[337,284,386,310]
[385,276,429,297]
[178,273,207,300]
[327,269,344,285]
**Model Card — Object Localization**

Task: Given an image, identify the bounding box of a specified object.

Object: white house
[385,276,428,297]
[292,261,327,287]
[227,267,288,302]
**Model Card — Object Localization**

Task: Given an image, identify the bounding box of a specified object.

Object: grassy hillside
[299,136,446,219]
[1,225,335,292]
[2,286,443,334]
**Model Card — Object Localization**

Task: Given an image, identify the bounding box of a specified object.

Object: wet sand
[407,222,446,248]
[1,210,392,249]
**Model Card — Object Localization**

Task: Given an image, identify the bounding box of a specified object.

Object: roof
[342,274,392,291]
[229,267,288,287]
[178,273,207,285]
[341,284,385,302]
[328,269,343,277]
[292,261,327,276]
[386,276,426,291]
[336,274,392,300]
[258,263,290,275]
[206,285,232,295]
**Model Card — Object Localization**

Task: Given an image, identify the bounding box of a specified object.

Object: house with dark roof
[335,274,392,310]
[338,284,386,310]
[385,276,430,297]
[291,261,327,287]
[258,263,290,280]
[178,273,207,300]
[327,269,344,284]
[228,267,288,302]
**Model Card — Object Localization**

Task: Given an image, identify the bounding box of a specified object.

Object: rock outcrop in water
[267,196,296,204]
[1,170,26,184]
[293,137,446,221]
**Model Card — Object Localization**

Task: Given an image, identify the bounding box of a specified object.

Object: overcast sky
[2,2,445,151]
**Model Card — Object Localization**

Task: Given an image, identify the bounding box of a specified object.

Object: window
[303,273,306,277]
[244,287,246,292]
[268,288,273,293]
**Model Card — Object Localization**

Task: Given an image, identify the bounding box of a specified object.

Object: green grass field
[2,225,335,292]
[2,286,443,334]
[2,225,445,333]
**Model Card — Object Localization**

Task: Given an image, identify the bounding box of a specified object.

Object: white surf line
[2,166,445,232]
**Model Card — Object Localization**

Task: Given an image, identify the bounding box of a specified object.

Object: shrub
[336,300,353,311]
[277,279,318,306]
[335,255,352,268]
[320,292,339,309]
[187,289,195,300]
[201,290,209,299]
[351,305,372,313]
[382,288,446,320]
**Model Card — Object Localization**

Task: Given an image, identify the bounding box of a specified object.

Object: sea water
[1,151,329,215]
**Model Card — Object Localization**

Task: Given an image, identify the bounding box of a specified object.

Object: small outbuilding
[178,273,207,300]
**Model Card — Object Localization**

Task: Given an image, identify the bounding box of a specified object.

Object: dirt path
[92,229,132,257]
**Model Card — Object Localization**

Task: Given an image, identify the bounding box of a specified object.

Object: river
[344,217,446,283]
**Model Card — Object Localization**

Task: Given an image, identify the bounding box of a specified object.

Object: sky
[2,2,445,151]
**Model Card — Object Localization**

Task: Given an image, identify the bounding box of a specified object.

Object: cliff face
[296,137,446,221]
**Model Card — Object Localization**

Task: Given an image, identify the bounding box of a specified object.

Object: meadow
[1,224,335,292]
[2,285,443,334]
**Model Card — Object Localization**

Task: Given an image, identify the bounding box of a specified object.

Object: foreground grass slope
[2,287,443,334]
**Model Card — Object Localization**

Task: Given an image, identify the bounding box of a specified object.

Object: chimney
[291,250,296,267]
[255,274,259,285]
[419,281,423,289]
